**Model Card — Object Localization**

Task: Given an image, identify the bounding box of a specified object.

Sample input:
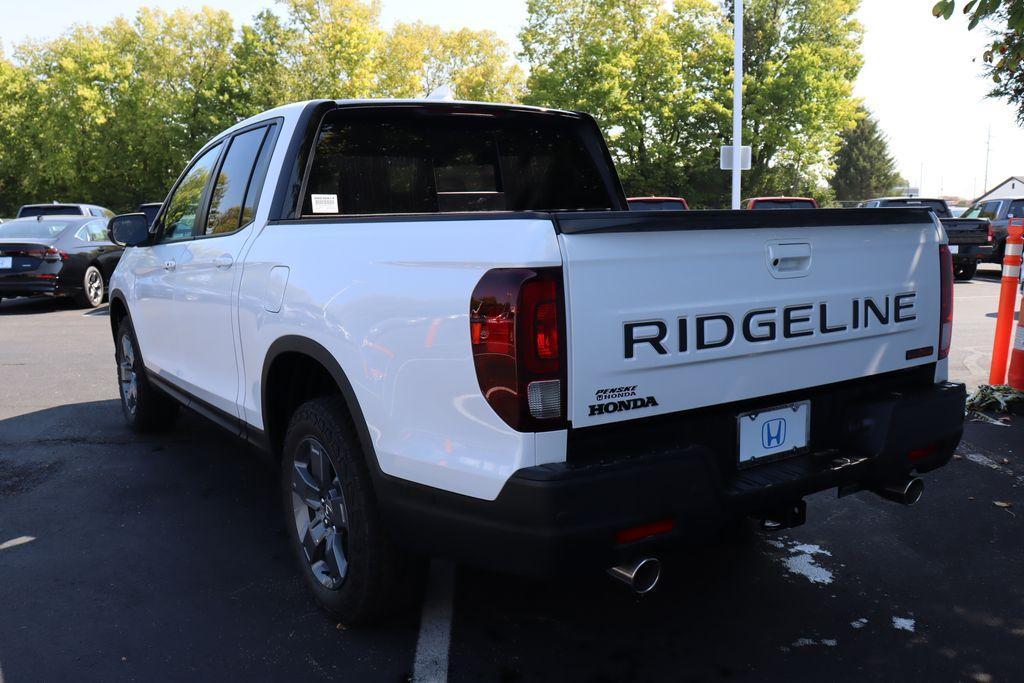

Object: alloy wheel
[85,268,103,306]
[291,437,350,590]
[119,334,138,416]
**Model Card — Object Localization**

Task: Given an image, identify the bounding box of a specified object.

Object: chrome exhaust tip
[873,477,924,506]
[607,557,662,594]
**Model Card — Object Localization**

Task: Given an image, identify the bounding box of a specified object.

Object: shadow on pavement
[0,401,419,681]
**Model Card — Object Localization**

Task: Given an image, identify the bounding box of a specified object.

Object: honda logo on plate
[762,418,787,449]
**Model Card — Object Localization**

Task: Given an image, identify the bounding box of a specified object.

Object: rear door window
[205,126,271,235]
[301,107,615,216]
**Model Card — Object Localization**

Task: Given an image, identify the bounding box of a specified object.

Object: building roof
[975,176,1024,203]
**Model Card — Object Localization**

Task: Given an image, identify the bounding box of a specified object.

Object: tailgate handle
[766,241,811,278]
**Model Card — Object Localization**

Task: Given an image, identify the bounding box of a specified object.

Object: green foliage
[933,1,1024,123]
[830,107,901,201]
[520,0,863,207]
[0,2,523,215]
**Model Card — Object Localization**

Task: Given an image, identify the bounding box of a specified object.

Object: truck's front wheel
[281,396,420,624]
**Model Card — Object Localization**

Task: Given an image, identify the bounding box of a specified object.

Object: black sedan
[0,216,123,308]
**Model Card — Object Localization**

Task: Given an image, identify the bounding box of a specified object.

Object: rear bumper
[0,279,59,297]
[378,379,966,577]
[952,244,993,261]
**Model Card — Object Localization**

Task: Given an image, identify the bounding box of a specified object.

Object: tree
[830,108,901,201]
[519,0,863,206]
[377,22,524,101]
[0,2,523,215]
[933,1,1024,123]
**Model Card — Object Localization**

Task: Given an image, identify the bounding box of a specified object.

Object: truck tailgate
[556,209,943,428]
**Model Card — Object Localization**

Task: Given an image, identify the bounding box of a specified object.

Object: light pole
[731,0,743,210]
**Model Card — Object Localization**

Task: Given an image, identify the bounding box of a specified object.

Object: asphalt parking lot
[1,265,1022,682]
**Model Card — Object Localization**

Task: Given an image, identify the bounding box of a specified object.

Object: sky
[2,0,1021,201]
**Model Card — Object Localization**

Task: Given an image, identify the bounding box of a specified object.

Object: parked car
[744,196,819,209]
[137,202,163,227]
[0,216,123,307]
[626,196,689,211]
[105,99,964,623]
[959,196,1024,263]
[16,202,114,219]
[860,197,992,280]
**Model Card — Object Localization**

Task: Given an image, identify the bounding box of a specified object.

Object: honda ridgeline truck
[106,100,966,623]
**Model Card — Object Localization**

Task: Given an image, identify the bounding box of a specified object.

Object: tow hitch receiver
[758,499,807,531]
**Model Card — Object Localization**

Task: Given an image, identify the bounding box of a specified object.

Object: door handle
[163,260,176,271]
[214,254,234,270]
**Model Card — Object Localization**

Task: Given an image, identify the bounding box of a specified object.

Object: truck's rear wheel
[954,261,977,281]
[281,396,420,624]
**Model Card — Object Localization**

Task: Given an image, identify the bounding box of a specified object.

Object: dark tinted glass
[240,126,276,226]
[750,199,816,210]
[302,108,614,215]
[18,205,81,217]
[1009,200,1024,217]
[627,199,688,211]
[163,143,222,241]
[206,127,269,235]
[0,219,74,239]
[880,199,949,217]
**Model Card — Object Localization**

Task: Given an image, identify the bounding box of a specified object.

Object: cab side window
[205,126,270,235]
[162,143,223,242]
[1009,200,1024,218]
[981,201,1003,220]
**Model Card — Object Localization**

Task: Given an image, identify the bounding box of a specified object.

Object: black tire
[281,396,421,624]
[954,261,977,281]
[74,265,105,308]
[115,318,179,432]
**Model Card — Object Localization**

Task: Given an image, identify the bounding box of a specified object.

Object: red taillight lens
[988,223,994,242]
[27,247,66,262]
[939,245,953,360]
[470,268,567,431]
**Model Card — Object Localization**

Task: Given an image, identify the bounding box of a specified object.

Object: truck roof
[210,99,583,150]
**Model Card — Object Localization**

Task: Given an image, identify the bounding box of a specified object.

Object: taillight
[939,245,953,359]
[988,223,994,242]
[27,247,67,262]
[470,268,567,431]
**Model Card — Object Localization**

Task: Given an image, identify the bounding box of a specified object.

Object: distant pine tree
[830,109,901,202]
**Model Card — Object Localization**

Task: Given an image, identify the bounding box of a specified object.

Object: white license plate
[737,401,810,466]
[0,256,11,269]
[949,245,959,254]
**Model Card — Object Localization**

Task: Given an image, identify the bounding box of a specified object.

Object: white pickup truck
[106,99,965,622]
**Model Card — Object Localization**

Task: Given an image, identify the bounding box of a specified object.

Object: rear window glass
[0,220,73,239]
[18,205,81,217]
[879,199,949,217]
[301,108,614,216]
[750,199,816,210]
[627,199,688,211]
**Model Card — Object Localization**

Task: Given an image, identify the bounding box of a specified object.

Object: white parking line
[412,560,455,683]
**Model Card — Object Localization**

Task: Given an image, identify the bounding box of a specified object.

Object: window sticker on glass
[311,194,339,214]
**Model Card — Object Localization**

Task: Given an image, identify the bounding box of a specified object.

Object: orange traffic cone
[1008,294,1024,391]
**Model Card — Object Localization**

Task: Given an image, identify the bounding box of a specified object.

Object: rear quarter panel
[239,217,564,500]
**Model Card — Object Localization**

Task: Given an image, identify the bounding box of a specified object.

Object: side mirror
[1008,213,1015,219]
[108,213,151,247]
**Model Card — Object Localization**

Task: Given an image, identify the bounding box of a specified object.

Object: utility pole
[731,0,743,210]
[984,125,992,193]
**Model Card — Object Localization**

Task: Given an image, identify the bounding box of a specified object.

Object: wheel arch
[108,290,129,341]
[261,336,379,472]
